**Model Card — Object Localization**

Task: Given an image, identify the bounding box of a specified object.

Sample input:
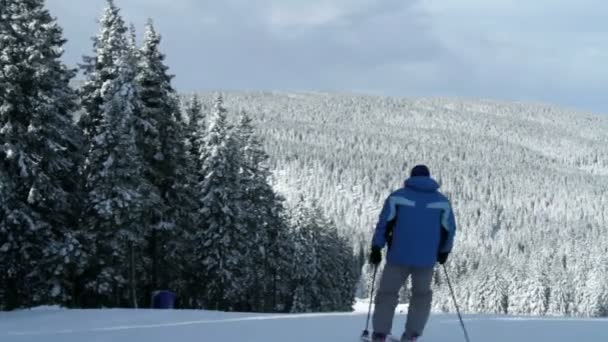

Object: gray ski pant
[372,263,434,338]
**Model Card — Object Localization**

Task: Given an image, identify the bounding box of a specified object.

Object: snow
[5,147,15,159]
[353,298,409,314]
[1,306,607,342]
[50,284,61,298]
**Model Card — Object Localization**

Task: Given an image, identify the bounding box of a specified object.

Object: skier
[368,165,456,342]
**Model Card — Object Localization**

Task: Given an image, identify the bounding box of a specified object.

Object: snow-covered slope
[2,307,608,342]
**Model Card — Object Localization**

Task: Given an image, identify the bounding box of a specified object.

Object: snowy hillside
[6,0,607,320]
[190,92,608,316]
[2,306,608,342]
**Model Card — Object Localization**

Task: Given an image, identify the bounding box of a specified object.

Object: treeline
[0,0,358,312]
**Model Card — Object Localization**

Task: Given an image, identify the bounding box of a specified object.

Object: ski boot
[400,332,419,342]
[371,332,388,342]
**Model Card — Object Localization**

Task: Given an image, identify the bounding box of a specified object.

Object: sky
[46,0,608,114]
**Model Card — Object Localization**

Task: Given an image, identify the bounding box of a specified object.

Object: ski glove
[437,252,449,265]
[369,246,382,265]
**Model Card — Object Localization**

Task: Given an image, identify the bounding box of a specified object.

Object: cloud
[45,0,608,113]
[417,0,608,109]
[267,2,345,30]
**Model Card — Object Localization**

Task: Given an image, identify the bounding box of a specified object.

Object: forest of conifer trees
[188,92,608,317]
[0,0,358,312]
[2,0,608,318]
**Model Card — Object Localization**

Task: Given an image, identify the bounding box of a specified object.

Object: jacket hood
[404,176,440,192]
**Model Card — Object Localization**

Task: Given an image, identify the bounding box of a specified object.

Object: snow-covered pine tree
[470,266,508,314]
[0,0,84,310]
[192,95,250,310]
[166,95,207,308]
[578,260,608,317]
[508,269,549,315]
[287,198,318,313]
[267,215,296,312]
[184,95,205,163]
[545,255,574,316]
[79,0,128,144]
[80,25,158,308]
[127,23,137,54]
[333,229,360,311]
[286,197,357,312]
[309,202,357,312]
[548,272,574,316]
[135,19,194,300]
[234,110,294,311]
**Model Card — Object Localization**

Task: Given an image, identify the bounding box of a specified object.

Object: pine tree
[470,268,508,314]
[287,199,318,313]
[234,110,294,311]
[78,3,158,307]
[192,95,249,310]
[79,0,128,144]
[578,263,608,317]
[508,271,549,315]
[80,44,158,307]
[548,274,574,316]
[184,95,205,163]
[169,95,207,308]
[135,19,194,299]
[267,215,296,312]
[309,203,357,311]
[0,0,83,309]
[127,23,137,54]
[286,197,356,312]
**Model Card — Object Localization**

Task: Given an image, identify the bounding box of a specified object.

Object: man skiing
[368,165,456,342]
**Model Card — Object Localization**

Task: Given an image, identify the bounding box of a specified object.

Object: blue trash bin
[152,290,176,309]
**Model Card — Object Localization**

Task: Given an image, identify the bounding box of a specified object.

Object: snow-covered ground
[2,305,608,342]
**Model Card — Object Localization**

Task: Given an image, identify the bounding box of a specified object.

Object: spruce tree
[184,95,205,163]
[508,272,549,315]
[579,264,608,317]
[288,199,318,313]
[80,44,157,307]
[79,0,128,143]
[171,95,206,308]
[286,197,356,312]
[0,0,83,309]
[193,95,249,310]
[549,274,574,316]
[78,2,157,307]
[235,110,293,311]
[308,202,357,312]
[267,216,296,312]
[135,19,194,298]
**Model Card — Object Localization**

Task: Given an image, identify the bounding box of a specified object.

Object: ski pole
[362,265,379,338]
[443,264,471,342]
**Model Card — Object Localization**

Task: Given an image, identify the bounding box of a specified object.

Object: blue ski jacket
[372,176,456,268]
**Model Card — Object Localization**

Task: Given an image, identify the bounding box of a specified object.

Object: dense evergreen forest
[189,92,608,317]
[1,0,607,317]
[0,0,358,313]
